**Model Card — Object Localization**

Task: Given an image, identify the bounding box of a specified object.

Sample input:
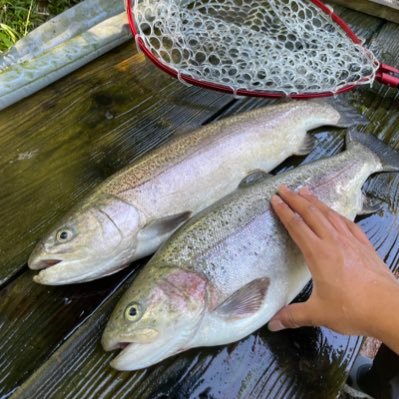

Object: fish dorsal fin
[213,278,270,320]
[294,133,317,156]
[239,170,271,188]
[139,211,192,241]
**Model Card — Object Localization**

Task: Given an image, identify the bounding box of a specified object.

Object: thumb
[268,302,314,332]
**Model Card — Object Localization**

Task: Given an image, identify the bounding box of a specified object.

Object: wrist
[365,275,399,353]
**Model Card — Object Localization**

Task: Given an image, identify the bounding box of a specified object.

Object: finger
[271,194,319,262]
[268,302,315,331]
[299,187,351,235]
[277,185,334,239]
[299,188,374,247]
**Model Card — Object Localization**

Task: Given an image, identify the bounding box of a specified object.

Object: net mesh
[133,0,380,95]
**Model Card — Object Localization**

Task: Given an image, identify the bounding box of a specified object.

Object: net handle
[125,0,398,97]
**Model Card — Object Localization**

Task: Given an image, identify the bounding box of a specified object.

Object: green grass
[0,0,81,53]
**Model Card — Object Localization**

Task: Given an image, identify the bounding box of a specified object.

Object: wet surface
[0,267,138,398]
[0,5,398,399]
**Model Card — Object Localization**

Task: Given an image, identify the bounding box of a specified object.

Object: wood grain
[0,268,136,398]
[2,5,399,399]
[12,126,365,399]
[0,42,231,286]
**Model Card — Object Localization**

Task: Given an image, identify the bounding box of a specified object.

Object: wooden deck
[1,6,399,399]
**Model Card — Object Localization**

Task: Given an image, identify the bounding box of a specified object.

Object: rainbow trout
[102,131,398,370]
[28,100,358,284]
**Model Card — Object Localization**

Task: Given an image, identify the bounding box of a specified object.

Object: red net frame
[126,0,399,98]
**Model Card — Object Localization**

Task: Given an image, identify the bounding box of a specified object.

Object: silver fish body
[28,100,357,284]
[102,131,398,370]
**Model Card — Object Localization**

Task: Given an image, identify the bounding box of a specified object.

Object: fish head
[102,266,208,370]
[28,194,141,285]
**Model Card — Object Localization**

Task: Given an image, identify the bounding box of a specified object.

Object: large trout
[102,130,398,371]
[28,100,358,284]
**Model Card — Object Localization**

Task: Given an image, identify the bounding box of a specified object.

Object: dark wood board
[0,5,398,399]
[0,41,231,287]
[0,32,232,399]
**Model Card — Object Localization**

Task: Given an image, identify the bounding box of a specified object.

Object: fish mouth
[28,258,62,270]
[102,328,160,352]
[32,261,91,286]
[107,331,189,371]
[105,341,131,351]
[31,259,129,286]
[110,343,138,370]
[110,341,176,371]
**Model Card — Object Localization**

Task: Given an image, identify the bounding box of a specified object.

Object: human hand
[268,185,399,350]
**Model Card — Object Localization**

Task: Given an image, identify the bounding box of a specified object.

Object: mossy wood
[0,6,398,399]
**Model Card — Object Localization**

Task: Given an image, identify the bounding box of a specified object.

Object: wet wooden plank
[0,42,234,398]
[15,129,399,398]
[4,6,399,399]
[329,0,399,23]
[11,273,359,399]
[358,20,399,276]
[0,42,232,286]
[0,268,135,398]
[8,97,366,399]
[8,105,381,399]
[0,3,382,286]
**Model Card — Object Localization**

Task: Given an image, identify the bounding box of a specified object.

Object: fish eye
[56,228,73,243]
[124,302,143,322]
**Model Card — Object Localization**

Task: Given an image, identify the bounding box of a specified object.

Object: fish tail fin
[326,96,368,127]
[346,129,399,172]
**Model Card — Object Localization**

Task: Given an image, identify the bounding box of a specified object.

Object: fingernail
[299,187,312,196]
[268,320,285,332]
[272,195,283,204]
[279,185,289,193]
[301,187,313,196]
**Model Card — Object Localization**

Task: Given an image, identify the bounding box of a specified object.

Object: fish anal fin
[239,170,271,188]
[294,133,317,156]
[139,211,192,241]
[214,278,270,320]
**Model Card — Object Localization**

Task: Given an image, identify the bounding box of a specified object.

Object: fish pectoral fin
[213,278,270,320]
[239,170,271,188]
[139,211,192,240]
[294,133,317,156]
[359,193,384,215]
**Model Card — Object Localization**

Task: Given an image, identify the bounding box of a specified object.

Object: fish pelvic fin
[347,129,399,172]
[294,133,317,156]
[239,170,272,188]
[213,278,270,320]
